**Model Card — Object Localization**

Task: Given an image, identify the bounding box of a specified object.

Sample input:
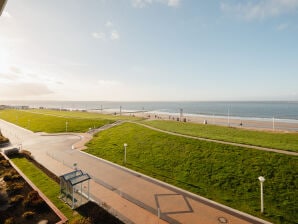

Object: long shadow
[76,201,124,224]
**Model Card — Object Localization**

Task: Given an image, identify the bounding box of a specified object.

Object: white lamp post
[258,176,265,213]
[228,106,230,127]
[65,121,68,132]
[124,143,127,164]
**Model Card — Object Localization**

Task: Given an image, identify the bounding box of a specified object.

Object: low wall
[1,152,68,224]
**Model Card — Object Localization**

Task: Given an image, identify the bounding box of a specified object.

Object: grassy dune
[143,120,298,152]
[0,109,114,133]
[85,122,298,224]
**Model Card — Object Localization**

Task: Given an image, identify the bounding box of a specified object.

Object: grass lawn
[29,109,143,121]
[10,157,77,221]
[85,122,298,224]
[142,120,298,152]
[0,109,114,133]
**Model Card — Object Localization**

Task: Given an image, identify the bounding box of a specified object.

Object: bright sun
[0,45,10,73]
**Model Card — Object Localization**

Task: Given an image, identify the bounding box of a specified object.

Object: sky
[0,0,297,101]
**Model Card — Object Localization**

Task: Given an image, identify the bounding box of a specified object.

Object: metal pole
[88,180,90,200]
[120,106,122,116]
[258,176,265,213]
[260,181,264,213]
[180,108,183,121]
[66,121,68,132]
[228,106,230,127]
[124,145,127,164]
[72,187,75,209]
[81,183,82,206]
[273,117,275,131]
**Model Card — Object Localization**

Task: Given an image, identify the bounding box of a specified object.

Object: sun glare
[0,45,10,73]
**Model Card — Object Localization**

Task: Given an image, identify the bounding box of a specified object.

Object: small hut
[60,170,91,209]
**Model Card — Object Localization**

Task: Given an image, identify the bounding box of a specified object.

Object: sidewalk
[32,151,167,224]
[0,119,272,224]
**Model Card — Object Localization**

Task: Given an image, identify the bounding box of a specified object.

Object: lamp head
[124,143,128,147]
[258,176,265,182]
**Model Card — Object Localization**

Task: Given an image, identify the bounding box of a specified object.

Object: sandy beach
[115,111,298,133]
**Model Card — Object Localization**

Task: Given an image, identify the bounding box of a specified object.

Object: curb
[1,152,68,224]
[79,150,272,224]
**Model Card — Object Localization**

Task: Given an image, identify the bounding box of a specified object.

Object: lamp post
[258,176,265,213]
[124,143,127,164]
[65,121,68,132]
[228,106,230,127]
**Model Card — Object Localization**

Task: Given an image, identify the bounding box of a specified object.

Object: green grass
[29,109,143,121]
[85,122,298,224]
[142,120,298,152]
[0,109,115,133]
[10,157,78,221]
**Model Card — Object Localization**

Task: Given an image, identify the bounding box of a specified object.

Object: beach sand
[123,111,298,133]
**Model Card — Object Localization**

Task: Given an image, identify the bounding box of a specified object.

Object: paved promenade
[0,119,272,224]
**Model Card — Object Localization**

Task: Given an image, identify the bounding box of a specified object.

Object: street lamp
[65,121,68,132]
[124,143,127,164]
[258,176,265,213]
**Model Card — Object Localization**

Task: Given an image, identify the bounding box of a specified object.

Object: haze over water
[2,101,298,121]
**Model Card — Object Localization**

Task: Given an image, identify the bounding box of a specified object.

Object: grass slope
[143,120,298,152]
[0,109,114,133]
[85,122,297,224]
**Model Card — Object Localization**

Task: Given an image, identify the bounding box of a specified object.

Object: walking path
[0,119,272,224]
[133,122,298,156]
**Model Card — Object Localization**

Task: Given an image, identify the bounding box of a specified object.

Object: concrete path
[134,122,298,156]
[0,119,272,224]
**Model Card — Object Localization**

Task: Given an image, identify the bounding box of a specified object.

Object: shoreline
[88,109,298,132]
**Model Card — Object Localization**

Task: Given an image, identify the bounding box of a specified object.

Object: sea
[1,100,298,122]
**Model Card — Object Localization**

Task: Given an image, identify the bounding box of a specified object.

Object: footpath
[0,119,272,224]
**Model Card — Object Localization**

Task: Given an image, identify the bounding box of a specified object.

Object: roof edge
[0,0,8,16]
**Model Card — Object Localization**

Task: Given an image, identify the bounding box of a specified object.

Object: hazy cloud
[110,30,120,40]
[0,83,53,98]
[276,23,289,30]
[91,32,106,40]
[0,73,20,81]
[220,0,298,21]
[131,0,180,8]
[168,0,180,7]
[10,66,22,74]
[105,21,113,27]
[98,79,121,86]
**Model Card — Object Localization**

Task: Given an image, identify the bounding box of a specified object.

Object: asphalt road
[0,119,272,224]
